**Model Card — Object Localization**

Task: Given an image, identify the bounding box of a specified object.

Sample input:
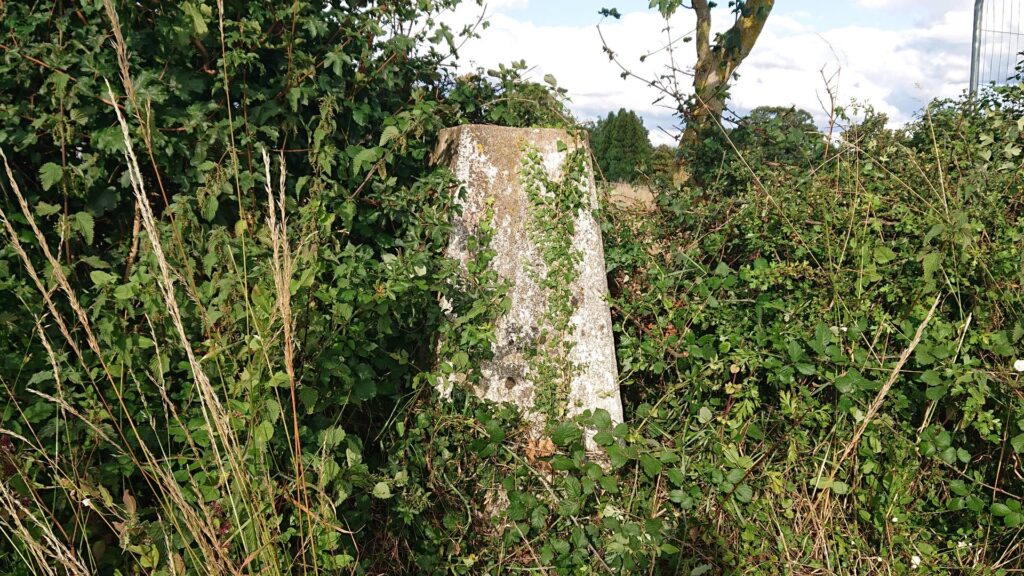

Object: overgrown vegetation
[602,86,1024,572]
[1,0,1023,574]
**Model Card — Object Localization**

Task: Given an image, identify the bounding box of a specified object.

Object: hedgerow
[602,86,1024,573]
[2,0,1023,573]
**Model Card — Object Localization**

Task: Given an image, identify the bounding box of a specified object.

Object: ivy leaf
[39,163,63,191]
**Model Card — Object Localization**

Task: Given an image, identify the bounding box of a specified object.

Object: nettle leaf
[73,212,95,245]
[379,125,400,147]
[253,420,274,444]
[39,163,63,191]
[351,146,383,175]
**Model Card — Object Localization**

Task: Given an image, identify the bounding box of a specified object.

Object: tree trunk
[680,0,775,148]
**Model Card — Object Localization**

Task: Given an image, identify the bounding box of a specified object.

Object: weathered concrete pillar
[434,125,623,439]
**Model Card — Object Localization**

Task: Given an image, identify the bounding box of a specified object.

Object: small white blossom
[957,540,968,549]
[891,516,899,523]
[1014,359,1024,372]
[81,498,92,508]
[911,555,921,568]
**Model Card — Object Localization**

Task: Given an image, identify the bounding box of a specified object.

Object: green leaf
[640,454,662,477]
[298,387,319,414]
[550,421,580,447]
[1011,433,1024,454]
[35,201,62,217]
[372,482,392,499]
[834,369,865,394]
[201,195,218,221]
[873,245,896,264]
[592,430,615,447]
[90,270,116,287]
[921,252,942,285]
[321,426,346,449]
[253,420,274,444]
[181,1,209,36]
[605,444,628,469]
[73,212,95,245]
[543,73,557,87]
[925,385,948,401]
[80,255,109,269]
[795,362,816,376]
[734,483,754,502]
[697,406,713,424]
[830,481,850,495]
[659,542,680,555]
[346,446,361,468]
[379,126,400,147]
[352,146,382,175]
[591,409,613,431]
[39,163,63,191]
[992,503,1011,517]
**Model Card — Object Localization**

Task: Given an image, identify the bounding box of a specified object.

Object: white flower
[911,555,921,568]
[81,498,92,508]
[1014,359,1024,372]
[891,516,899,523]
[957,540,968,549]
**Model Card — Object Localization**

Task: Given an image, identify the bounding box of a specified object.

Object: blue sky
[446,0,981,144]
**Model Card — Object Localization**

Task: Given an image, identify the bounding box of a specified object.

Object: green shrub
[601,85,1024,572]
[0,0,512,573]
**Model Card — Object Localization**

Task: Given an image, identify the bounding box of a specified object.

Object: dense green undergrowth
[600,88,1024,573]
[1,0,1023,574]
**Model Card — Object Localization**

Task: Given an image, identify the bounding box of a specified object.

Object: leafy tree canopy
[588,108,653,182]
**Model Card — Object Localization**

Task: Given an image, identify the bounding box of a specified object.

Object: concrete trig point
[434,124,624,443]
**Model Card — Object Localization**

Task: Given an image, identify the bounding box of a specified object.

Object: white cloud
[856,0,971,19]
[444,2,977,146]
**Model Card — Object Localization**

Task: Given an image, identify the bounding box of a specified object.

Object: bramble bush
[0,0,555,573]
[601,86,1024,573]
